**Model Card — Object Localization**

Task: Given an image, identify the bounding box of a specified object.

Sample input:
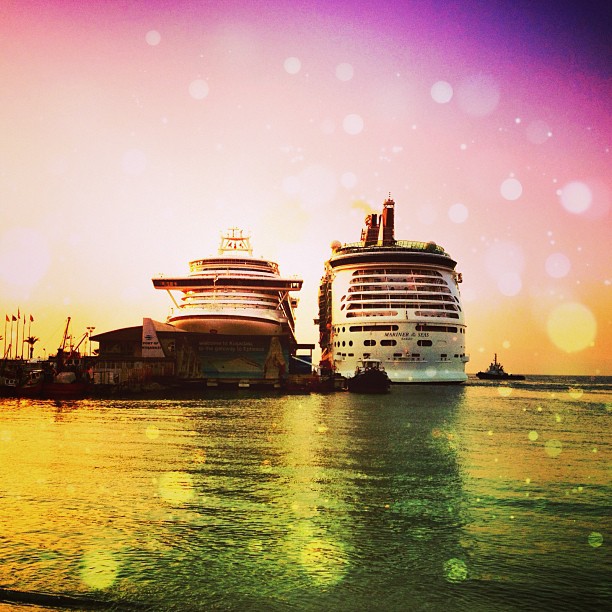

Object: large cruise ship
[317,197,468,383]
[152,228,303,381]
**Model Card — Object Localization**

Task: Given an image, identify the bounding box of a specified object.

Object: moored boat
[476,354,525,380]
[347,359,391,393]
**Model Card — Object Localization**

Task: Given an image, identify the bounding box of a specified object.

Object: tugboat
[476,354,525,380]
[347,359,391,393]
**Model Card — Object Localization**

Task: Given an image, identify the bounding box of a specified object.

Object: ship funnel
[379,196,395,245]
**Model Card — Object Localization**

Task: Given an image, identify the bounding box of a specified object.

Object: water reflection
[5,383,606,610]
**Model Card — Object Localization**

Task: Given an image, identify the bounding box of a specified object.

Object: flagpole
[10,317,14,359]
[3,316,6,358]
[21,317,26,359]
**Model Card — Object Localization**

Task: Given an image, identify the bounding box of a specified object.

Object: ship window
[380,340,397,346]
[415,325,459,332]
[348,353,354,357]
[349,340,353,346]
[363,353,371,358]
[342,341,346,347]
[364,340,376,346]
[417,340,433,346]
[393,353,402,357]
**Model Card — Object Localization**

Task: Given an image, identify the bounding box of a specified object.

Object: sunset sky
[1,0,610,375]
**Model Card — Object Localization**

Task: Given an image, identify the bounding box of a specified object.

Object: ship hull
[332,322,469,384]
[476,372,525,381]
[168,312,285,336]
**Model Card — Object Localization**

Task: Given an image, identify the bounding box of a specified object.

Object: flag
[5,315,8,322]
[12,315,17,322]
[17,308,20,319]
[30,314,34,322]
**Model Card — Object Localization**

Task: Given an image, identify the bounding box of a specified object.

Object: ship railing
[337,241,449,256]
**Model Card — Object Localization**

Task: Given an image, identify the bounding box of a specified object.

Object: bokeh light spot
[545,253,571,278]
[544,439,562,458]
[560,181,592,214]
[526,120,552,144]
[158,471,195,505]
[501,178,523,201]
[145,426,160,440]
[457,74,500,117]
[497,272,522,296]
[587,532,603,548]
[528,431,539,442]
[80,550,119,590]
[189,79,209,100]
[284,57,301,74]
[497,386,512,397]
[443,558,468,582]
[547,302,596,353]
[343,114,364,135]
[335,63,354,81]
[431,80,453,103]
[448,202,468,223]
[145,30,161,46]
[568,388,584,400]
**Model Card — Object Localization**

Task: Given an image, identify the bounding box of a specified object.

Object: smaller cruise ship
[151,229,303,383]
[153,228,303,342]
[317,196,468,383]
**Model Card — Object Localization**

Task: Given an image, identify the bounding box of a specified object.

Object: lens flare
[189,79,209,100]
[80,550,119,590]
[559,181,592,214]
[544,439,562,458]
[443,558,468,582]
[284,57,301,74]
[547,302,596,353]
[431,80,453,103]
[587,532,603,548]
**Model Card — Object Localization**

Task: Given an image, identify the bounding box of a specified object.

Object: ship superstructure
[153,228,303,341]
[317,197,468,383]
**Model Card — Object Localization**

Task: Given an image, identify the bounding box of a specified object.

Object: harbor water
[0,377,610,611]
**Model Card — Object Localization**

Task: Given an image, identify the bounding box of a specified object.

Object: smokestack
[379,195,395,245]
[362,213,379,245]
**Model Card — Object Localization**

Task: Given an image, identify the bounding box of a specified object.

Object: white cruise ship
[152,228,303,343]
[317,197,468,383]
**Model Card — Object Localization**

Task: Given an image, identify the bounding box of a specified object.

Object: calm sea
[0,376,610,611]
